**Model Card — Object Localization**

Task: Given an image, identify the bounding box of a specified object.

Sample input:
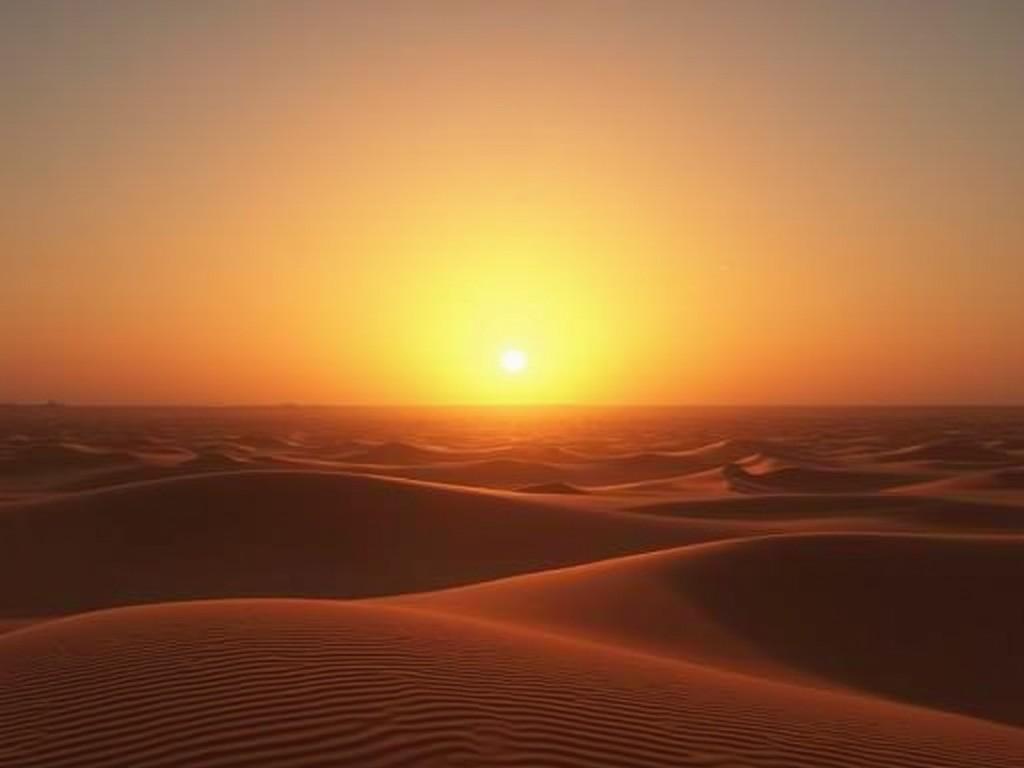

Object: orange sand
[1,405,1022,766]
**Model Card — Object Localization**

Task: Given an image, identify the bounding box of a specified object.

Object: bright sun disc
[500,348,528,374]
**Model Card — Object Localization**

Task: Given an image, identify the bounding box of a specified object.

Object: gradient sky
[3,1,1023,405]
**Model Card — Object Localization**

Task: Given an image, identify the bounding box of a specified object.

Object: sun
[499,348,528,374]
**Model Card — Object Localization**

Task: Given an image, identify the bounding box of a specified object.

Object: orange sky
[3,1,1023,405]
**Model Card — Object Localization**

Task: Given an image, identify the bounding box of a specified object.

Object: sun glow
[500,348,528,374]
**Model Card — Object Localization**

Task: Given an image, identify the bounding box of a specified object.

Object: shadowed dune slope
[352,447,800,489]
[1,599,1022,768]
[675,534,1024,726]
[339,440,497,465]
[0,470,725,617]
[516,481,587,494]
[633,492,1024,531]
[872,439,1016,465]
[394,533,1024,726]
[365,457,576,487]
[0,443,140,476]
[896,466,1024,493]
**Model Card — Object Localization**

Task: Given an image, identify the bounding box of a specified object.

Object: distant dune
[378,456,578,487]
[631,491,1024,532]
[896,466,1024,493]
[721,461,925,493]
[871,438,1018,467]
[0,442,141,482]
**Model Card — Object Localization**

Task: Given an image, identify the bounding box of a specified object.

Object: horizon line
[3,402,1024,410]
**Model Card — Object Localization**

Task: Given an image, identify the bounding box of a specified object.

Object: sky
[3,0,1023,405]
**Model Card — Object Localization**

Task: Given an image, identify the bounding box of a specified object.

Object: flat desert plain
[1,405,1023,767]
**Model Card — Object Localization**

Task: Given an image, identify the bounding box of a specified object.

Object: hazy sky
[4,1,1023,405]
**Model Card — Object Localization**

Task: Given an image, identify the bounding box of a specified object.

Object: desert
[1,405,1023,766]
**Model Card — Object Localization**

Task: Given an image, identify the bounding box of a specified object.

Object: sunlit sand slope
[1,600,1021,768]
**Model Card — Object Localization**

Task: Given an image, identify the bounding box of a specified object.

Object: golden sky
[3,1,1023,404]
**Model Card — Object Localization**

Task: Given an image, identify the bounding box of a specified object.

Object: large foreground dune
[2,600,1023,768]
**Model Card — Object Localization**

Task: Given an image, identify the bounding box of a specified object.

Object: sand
[1,404,1022,766]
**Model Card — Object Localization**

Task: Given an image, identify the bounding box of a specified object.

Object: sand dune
[591,465,736,495]
[343,440,591,466]
[369,456,577,487]
[336,439,837,490]
[661,437,819,467]
[897,466,1024,493]
[340,440,480,464]
[0,619,38,637]
[2,406,1023,767]
[632,491,1024,531]
[722,461,923,493]
[177,451,259,471]
[391,543,790,677]
[674,533,1024,726]
[872,438,1017,466]
[41,452,268,492]
[360,450,745,488]
[1,599,1021,768]
[50,465,181,492]
[0,470,725,617]
[397,532,1024,726]
[495,443,593,462]
[0,442,141,479]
